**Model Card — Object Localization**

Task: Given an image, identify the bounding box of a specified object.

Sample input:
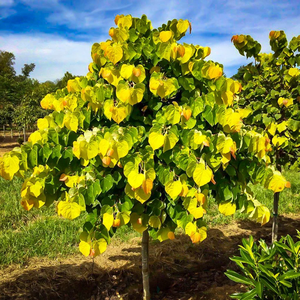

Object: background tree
[231,32,300,242]
[0,15,289,299]
[0,50,77,137]
[0,51,18,127]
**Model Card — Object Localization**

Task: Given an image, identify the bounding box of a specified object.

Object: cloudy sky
[0,0,299,82]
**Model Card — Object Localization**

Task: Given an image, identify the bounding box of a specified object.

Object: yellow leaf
[149,77,160,92]
[130,212,147,233]
[268,171,287,193]
[157,227,172,242]
[120,64,134,79]
[99,139,110,157]
[106,44,123,65]
[129,84,145,105]
[176,19,189,34]
[149,216,161,229]
[100,68,121,87]
[272,135,287,147]
[249,205,270,226]
[237,108,251,118]
[116,14,132,29]
[267,123,277,136]
[195,192,206,205]
[111,106,129,124]
[159,31,173,42]
[117,87,131,103]
[125,183,135,199]
[79,241,91,257]
[189,205,204,219]
[86,140,99,159]
[145,168,156,181]
[221,109,242,133]
[57,201,81,220]
[219,201,236,216]
[185,222,207,243]
[221,152,231,166]
[185,222,197,236]
[37,118,49,130]
[149,132,165,150]
[221,91,234,106]
[40,94,56,110]
[112,140,129,160]
[93,238,107,256]
[28,131,42,144]
[288,68,300,77]
[193,163,213,187]
[0,155,19,181]
[65,175,80,188]
[64,113,79,132]
[207,65,222,79]
[103,212,114,230]
[194,131,207,144]
[29,181,43,198]
[163,131,178,153]
[278,97,293,108]
[131,65,146,84]
[67,78,81,93]
[73,141,81,159]
[142,178,153,194]
[134,187,151,204]
[180,44,194,64]
[165,180,182,200]
[128,171,145,189]
[277,121,287,133]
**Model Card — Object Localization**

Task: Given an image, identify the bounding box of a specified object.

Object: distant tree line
[0,50,76,132]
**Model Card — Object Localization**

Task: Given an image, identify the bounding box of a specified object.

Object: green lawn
[0,170,299,267]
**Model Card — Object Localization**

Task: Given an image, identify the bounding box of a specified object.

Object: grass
[0,177,85,267]
[0,170,299,267]
[204,169,300,227]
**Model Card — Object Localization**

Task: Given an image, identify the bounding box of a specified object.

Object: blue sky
[0,0,299,82]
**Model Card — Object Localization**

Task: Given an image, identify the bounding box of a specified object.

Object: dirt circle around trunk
[1,214,300,300]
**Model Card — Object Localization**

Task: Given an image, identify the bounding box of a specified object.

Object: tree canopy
[0,15,290,258]
[231,32,300,169]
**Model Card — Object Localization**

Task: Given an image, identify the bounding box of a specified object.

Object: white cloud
[1,0,299,81]
[0,34,103,82]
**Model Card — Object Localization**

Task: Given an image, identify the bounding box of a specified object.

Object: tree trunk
[142,230,150,300]
[3,125,5,139]
[272,192,280,243]
[23,125,26,142]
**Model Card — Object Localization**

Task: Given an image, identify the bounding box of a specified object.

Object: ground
[0,134,27,157]
[1,134,300,299]
[1,214,299,300]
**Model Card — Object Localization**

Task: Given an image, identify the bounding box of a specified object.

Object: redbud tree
[231,31,298,242]
[0,15,289,299]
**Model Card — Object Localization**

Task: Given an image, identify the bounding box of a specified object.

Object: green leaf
[225,270,255,286]
[101,175,114,192]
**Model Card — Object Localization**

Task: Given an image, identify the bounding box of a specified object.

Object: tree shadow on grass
[1,216,299,300]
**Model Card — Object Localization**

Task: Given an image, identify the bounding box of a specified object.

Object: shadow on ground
[1,215,299,300]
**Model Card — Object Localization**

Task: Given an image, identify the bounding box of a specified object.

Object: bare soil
[1,214,300,300]
[0,133,32,157]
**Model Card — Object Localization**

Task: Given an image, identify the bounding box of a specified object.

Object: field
[0,154,299,299]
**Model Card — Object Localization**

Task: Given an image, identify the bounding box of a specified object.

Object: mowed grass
[204,169,300,226]
[0,177,85,266]
[0,170,299,267]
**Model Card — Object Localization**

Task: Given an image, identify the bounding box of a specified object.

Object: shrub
[225,233,300,299]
